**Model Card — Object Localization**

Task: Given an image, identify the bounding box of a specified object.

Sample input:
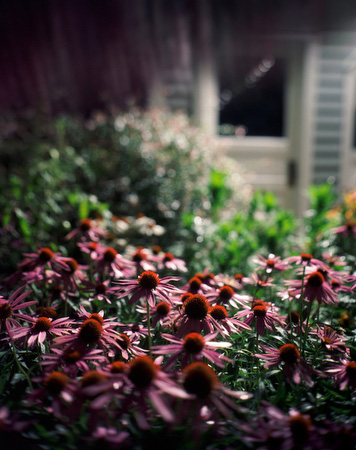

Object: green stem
[146,302,152,358]
[299,265,306,347]
[302,301,312,356]
[11,341,33,390]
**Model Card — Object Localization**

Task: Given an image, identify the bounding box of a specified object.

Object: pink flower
[115,333,146,360]
[156,252,188,272]
[235,301,283,336]
[125,356,189,429]
[255,343,317,386]
[175,294,214,337]
[65,218,106,242]
[255,254,291,273]
[208,305,252,337]
[286,271,339,305]
[240,402,319,450]
[205,285,248,308]
[179,362,252,422]
[286,252,326,268]
[40,346,107,377]
[313,325,349,355]
[0,287,36,337]
[54,313,121,356]
[326,359,356,390]
[94,246,134,279]
[80,278,117,304]
[333,220,356,237]
[11,315,75,349]
[18,247,69,273]
[152,331,232,369]
[55,258,88,294]
[115,271,181,307]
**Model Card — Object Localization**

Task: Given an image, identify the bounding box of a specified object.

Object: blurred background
[2,0,356,276]
[2,1,356,214]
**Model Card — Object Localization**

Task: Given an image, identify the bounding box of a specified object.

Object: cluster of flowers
[0,218,356,448]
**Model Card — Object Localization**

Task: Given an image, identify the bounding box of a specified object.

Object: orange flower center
[183,333,205,354]
[79,319,103,344]
[300,253,313,262]
[62,349,82,364]
[307,271,325,287]
[66,258,78,273]
[0,302,12,320]
[156,301,171,316]
[183,362,218,399]
[45,371,68,395]
[132,251,147,262]
[34,317,52,332]
[163,252,174,262]
[95,283,107,295]
[279,343,300,364]
[36,307,58,319]
[138,271,160,290]
[183,294,209,320]
[88,242,98,251]
[324,337,333,345]
[253,305,267,317]
[188,277,202,291]
[128,356,159,388]
[331,280,340,289]
[104,248,117,263]
[81,370,107,387]
[38,248,54,262]
[88,313,104,325]
[346,361,356,381]
[110,361,128,374]
[289,414,312,445]
[289,311,300,324]
[118,333,131,350]
[152,245,162,255]
[235,273,244,281]
[209,305,228,321]
[218,286,234,302]
[79,218,92,232]
[266,259,276,267]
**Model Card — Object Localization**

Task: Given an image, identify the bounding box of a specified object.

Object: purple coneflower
[208,305,252,337]
[18,247,69,273]
[94,246,134,279]
[180,362,252,422]
[11,315,74,349]
[0,287,35,336]
[286,252,326,268]
[255,254,291,273]
[156,252,188,272]
[56,258,88,293]
[115,333,146,360]
[333,220,356,237]
[152,331,232,369]
[115,271,181,307]
[80,278,117,304]
[65,218,106,242]
[240,402,319,450]
[286,270,339,305]
[40,346,107,376]
[175,294,214,337]
[314,325,349,355]
[255,343,316,386]
[326,359,356,390]
[205,285,248,308]
[235,301,283,336]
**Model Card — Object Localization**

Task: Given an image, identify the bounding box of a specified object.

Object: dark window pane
[218,57,286,137]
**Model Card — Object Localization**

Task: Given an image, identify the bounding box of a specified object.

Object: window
[218,56,286,137]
